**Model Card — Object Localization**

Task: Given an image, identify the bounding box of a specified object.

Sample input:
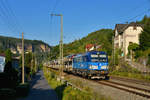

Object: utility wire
[0,32,20,37]
[0,0,19,32]
[50,0,62,24]
[0,4,15,33]
[3,0,23,32]
[124,8,150,23]
[49,0,62,41]
[0,0,23,36]
[51,0,62,14]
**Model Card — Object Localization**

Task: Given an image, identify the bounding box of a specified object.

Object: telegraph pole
[112,36,115,69]
[51,14,64,78]
[123,33,126,61]
[22,32,24,84]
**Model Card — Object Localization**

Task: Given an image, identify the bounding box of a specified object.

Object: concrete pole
[123,33,126,61]
[22,32,24,84]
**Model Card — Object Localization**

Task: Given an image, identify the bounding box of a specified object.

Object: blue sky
[0,0,150,46]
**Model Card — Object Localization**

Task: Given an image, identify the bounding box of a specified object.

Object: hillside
[50,29,113,60]
[0,35,51,54]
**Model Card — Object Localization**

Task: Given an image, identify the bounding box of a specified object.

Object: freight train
[49,51,109,80]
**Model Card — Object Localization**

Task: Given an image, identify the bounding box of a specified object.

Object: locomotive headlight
[89,65,92,69]
[101,66,107,69]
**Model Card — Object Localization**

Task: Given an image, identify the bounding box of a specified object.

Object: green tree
[147,54,150,66]
[128,43,139,60]
[0,46,4,53]
[25,52,32,68]
[139,17,150,50]
[5,49,12,63]
[140,15,148,24]
[128,43,139,52]
[51,29,113,58]
[25,52,32,80]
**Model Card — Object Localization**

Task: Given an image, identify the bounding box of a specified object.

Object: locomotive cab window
[83,56,87,62]
[90,53,107,62]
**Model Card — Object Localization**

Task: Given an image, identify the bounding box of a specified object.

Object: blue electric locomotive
[72,51,109,79]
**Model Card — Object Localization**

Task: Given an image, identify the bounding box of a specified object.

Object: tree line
[50,15,150,68]
[50,29,113,60]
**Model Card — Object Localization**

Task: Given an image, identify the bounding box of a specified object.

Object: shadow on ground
[17,70,58,100]
[54,84,66,100]
[18,88,58,100]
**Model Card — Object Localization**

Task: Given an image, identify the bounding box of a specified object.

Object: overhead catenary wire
[49,0,63,45]
[51,0,62,14]
[50,0,62,28]
[50,0,62,27]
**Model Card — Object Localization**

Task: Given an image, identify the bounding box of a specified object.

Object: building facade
[114,22,143,56]
[0,54,5,72]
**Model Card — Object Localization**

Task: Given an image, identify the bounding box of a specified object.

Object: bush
[44,67,111,100]
[63,86,92,100]
[147,54,150,66]
[16,83,30,97]
[135,50,143,59]
[110,63,150,81]
[39,64,43,70]
[0,88,16,98]
[0,72,19,89]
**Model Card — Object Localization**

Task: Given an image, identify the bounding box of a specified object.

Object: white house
[0,54,5,72]
[114,22,143,56]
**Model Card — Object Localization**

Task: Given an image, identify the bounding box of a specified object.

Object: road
[18,70,58,100]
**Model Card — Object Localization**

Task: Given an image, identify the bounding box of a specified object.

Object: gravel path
[66,75,150,100]
[18,70,58,100]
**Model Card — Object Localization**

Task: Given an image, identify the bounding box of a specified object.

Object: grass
[62,86,92,100]
[111,71,150,81]
[43,67,111,100]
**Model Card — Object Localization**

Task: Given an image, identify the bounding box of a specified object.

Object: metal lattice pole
[51,14,63,78]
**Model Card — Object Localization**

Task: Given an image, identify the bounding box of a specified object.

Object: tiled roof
[0,53,5,57]
[115,22,143,34]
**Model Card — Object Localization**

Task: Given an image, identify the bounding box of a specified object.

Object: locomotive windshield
[90,54,107,62]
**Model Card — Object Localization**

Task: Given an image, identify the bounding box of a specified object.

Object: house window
[121,42,123,47]
[133,26,137,30]
[129,42,133,45]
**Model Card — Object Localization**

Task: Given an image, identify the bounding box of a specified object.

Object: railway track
[95,80,150,98]
[48,67,150,98]
[110,75,150,87]
[71,75,150,98]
